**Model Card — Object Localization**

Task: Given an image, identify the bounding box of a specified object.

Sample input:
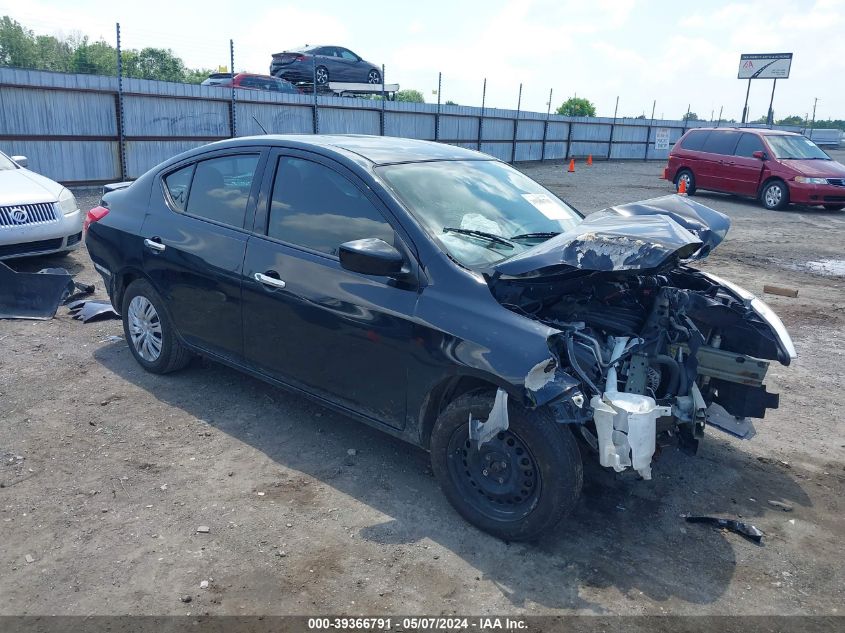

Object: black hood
[493,195,730,278]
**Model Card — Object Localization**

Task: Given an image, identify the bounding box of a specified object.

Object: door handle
[254,271,286,289]
[144,238,166,252]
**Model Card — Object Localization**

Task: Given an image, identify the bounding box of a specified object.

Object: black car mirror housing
[339,238,405,276]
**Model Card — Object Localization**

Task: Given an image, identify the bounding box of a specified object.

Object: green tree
[34,34,73,72]
[0,16,37,67]
[556,97,596,117]
[124,47,185,82]
[71,38,117,75]
[444,99,458,105]
[396,89,424,103]
[777,115,804,126]
[682,111,700,121]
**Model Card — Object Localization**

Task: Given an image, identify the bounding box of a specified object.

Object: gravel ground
[1,152,843,616]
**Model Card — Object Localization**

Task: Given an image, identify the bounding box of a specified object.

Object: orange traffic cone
[678,177,687,195]
[587,154,593,166]
[568,159,575,173]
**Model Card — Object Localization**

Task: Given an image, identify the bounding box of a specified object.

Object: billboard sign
[738,53,793,79]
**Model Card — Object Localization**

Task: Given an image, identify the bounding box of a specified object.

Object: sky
[2,0,843,121]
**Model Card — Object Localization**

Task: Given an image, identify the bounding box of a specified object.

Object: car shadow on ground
[689,191,844,215]
[93,343,812,612]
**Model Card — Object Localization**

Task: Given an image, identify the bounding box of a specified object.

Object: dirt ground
[1,151,843,617]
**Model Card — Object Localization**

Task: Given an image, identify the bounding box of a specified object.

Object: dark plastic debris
[0,262,75,320]
[68,300,120,323]
[685,515,764,544]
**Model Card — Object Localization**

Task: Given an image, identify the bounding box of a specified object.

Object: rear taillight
[294,54,306,61]
[84,206,109,232]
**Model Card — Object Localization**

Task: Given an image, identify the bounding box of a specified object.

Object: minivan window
[680,130,710,151]
[701,131,741,155]
[268,157,394,256]
[185,154,260,227]
[734,133,765,158]
[765,135,830,160]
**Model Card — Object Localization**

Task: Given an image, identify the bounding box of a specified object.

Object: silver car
[0,151,83,259]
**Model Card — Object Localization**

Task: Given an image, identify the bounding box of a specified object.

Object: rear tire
[367,69,381,84]
[430,392,583,541]
[823,204,844,211]
[675,169,696,195]
[761,180,789,210]
[122,279,192,374]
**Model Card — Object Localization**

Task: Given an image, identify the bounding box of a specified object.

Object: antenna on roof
[252,115,269,135]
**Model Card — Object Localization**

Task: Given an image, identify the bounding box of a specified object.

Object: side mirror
[339,238,404,276]
[11,155,28,168]
[752,150,767,161]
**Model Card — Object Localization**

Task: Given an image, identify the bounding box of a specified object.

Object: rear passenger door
[699,131,741,192]
[241,150,418,429]
[142,149,266,363]
[724,133,767,195]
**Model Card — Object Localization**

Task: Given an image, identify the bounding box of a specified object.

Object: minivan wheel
[675,169,696,195]
[761,180,789,210]
[122,279,192,374]
[430,392,583,541]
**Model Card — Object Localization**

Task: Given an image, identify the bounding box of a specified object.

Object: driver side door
[241,150,419,429]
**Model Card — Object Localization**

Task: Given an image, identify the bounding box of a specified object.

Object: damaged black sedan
[84,135,795,541]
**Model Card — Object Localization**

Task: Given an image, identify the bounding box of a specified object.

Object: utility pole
[810,97,819,130]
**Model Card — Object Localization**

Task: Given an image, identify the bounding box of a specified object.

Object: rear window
[680,130,709,151]
[734,133,765,158]
[701,131,741,155]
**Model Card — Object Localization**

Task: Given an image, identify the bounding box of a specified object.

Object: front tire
[761,180,789,210]
[367,69,381,84]
[675,168,696,195]
[430,392,583,541]
[315,65,329,86]
[122,279,192,374]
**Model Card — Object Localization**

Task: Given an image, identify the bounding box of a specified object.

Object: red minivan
[664,128,845,211]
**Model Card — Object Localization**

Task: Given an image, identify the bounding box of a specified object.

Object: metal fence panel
[481,118,514,141]
[439,115,479,142]
[122,95,229,137]
[385,112,435,140]
[2,140,119,182]
[236,103,313,136]
[319,107,380,135]
[0,86,116,136]
[125,140,209,178]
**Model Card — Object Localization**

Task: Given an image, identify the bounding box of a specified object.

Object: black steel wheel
[430,392,583,541]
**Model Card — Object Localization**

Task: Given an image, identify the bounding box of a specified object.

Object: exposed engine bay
[485,195,796,479]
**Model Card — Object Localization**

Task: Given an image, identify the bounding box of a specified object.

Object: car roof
[685,127,801,137]
[184,135,490,166]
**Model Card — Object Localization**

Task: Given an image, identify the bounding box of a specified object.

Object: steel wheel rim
[128,296,163,362]
[368,70,380,84]
[766,185,782,207]
[446,425,542,522]
[316,67,328,84]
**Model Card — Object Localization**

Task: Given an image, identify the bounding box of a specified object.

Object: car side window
[184,154,260,228]
[734,133,765,157]
[163,164,194,211]
[680,130,709,151]
[268,156,394,256]
[339,49,357,61]
[701,131,741,155]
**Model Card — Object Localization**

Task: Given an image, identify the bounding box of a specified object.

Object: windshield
[0,152,18,170]
[765,135,830,160]
[378,160,582,268]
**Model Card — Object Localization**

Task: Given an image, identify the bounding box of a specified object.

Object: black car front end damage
[486,195,796,479]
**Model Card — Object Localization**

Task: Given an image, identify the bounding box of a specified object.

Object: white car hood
[0,168,63,206]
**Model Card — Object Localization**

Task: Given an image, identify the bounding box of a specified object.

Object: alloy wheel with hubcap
[762,181,788,210]
[367,69,381,84]
[127,296,162,362]
[315,66,328,85]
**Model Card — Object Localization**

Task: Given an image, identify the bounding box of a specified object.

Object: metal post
[115,23,126,181]
[741,78,751,124]
[311,55,319,134]
[541,88,552,161]
[716,106,723,128]
[511,83,522,164]
[565,117,573,160]
[810,97,818,131]
[766,79,777,127]
[435,72,442,142]
[477,78,486,151]
[644,100,655,161]
[683,103,690,130]
[608,95,618,160]
[229,39,237,137]
[380,64,386,136]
